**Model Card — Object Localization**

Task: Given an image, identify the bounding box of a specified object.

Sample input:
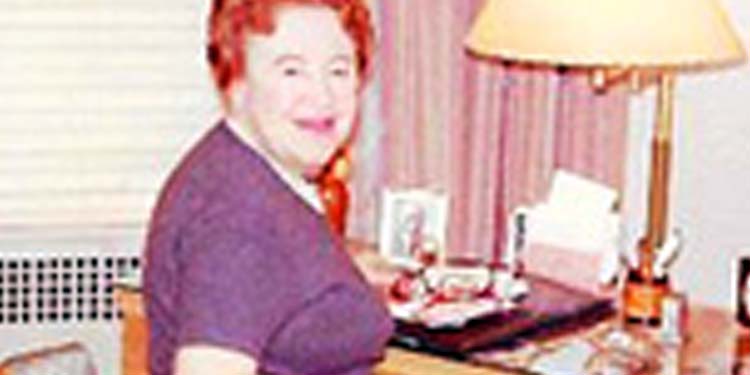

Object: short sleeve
[174,219,302,359]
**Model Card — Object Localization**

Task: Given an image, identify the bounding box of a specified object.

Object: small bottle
[623,239,670,326]
[623,269,670,326]
[660,292,688,344]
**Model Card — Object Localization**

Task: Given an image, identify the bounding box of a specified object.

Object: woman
[143,1,394,374]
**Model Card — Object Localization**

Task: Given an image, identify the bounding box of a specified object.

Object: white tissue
[547,170,618,216]
[526,170,619,252]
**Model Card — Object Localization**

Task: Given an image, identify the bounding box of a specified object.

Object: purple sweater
[143,121,393,375]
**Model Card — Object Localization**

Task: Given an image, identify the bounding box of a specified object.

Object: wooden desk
[116,287,742,375]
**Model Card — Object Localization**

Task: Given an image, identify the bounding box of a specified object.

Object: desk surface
[377,349,501,375]
[117,288,744,375]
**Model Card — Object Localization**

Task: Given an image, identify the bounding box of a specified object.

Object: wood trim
[115,289,150,375]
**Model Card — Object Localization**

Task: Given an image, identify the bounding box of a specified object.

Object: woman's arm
[175,345,258,375]
[346,240,401,299]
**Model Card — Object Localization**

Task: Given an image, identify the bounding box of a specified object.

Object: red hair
[207,0,375,93]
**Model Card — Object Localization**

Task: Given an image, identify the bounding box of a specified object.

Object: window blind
[0,0,218,247]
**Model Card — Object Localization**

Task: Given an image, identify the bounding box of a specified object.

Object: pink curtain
[349,0,629,261]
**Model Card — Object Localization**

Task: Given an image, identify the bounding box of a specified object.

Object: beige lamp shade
[465,0,747,68]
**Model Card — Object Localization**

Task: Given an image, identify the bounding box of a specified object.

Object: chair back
[0,342,97,375]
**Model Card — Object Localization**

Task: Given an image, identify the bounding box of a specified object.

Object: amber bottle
[623,239,670,326]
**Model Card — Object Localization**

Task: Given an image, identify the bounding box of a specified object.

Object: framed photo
[737,256,750,327]
[378,189,449,268]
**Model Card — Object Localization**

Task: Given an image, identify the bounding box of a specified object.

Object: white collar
[224,118,324,213]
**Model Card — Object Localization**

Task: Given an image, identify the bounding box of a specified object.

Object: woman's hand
[175,345,258,375]
[346,240,402,299]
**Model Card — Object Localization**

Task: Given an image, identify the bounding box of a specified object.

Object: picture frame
[378,189,449,269]
[737,256,750,327]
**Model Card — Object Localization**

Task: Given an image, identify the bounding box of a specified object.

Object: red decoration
[316,148,351,236]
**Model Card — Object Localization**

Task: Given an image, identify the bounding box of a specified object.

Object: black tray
[390,274,615,359]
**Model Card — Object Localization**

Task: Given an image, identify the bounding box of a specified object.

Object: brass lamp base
[622,72,675,327]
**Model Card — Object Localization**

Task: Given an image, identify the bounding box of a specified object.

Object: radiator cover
[0,247,142,375]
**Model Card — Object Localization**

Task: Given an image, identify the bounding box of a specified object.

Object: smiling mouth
[295,117,336,135]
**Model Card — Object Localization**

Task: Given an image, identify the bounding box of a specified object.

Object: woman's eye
[330,66,351,77]
[282,66,301,77]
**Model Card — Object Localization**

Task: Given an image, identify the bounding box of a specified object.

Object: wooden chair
[0,341,97,375]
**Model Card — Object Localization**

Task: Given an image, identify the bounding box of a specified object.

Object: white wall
[0,1,214,373]
[624,0,750,308]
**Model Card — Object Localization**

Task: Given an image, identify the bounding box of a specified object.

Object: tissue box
[518,170,622,295]
[524,242,609,295]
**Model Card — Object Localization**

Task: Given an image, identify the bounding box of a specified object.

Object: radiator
[0,247,142,375]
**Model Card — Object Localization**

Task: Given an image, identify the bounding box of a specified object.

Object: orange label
[624,282,668,321]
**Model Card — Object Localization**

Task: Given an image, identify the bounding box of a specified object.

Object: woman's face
[233,5,359,177]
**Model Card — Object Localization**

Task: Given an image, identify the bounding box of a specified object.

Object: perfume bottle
[623,238,670,326]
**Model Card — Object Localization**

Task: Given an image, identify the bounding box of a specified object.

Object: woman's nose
[305,74,335,110]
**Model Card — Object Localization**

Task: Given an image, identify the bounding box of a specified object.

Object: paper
[529,339,596,375]
[547,170,618,216]
[526,205,620,254]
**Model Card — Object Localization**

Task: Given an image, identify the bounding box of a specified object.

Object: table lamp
[465,0,746,324]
